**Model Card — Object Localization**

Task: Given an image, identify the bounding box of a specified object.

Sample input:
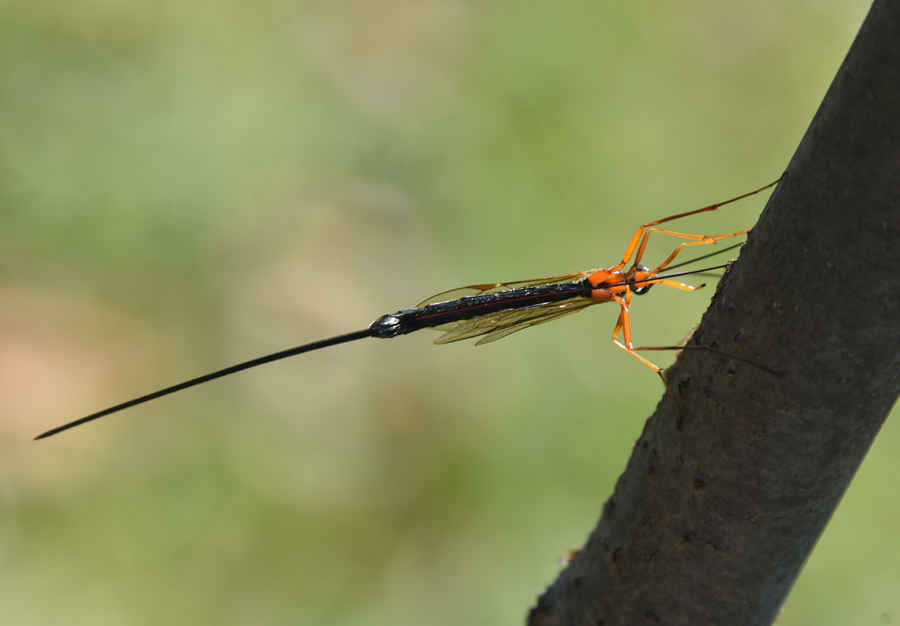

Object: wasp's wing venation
[433,298,595,345]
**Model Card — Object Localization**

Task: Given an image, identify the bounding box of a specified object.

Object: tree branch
[528,0,900,624]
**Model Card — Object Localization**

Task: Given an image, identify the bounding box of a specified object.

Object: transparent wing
[432,297,597,346]
[416,272,594,307]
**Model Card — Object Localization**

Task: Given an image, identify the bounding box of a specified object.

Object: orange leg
[633,227,752,276]
[610,295,682,414]
[609,286,780,416]
[653,279,704,291]
[614,176,782,273]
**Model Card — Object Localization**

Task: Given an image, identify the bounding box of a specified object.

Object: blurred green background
[1,0,892,624]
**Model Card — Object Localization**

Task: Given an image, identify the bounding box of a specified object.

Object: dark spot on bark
[647,463,657,474]
[693,471,707,490]
[612,547,623,562]
[573,575,586,588]
[605,498,617,517]
[678,374,691,392]
[681,530,695,544]
[645,609,661,622]
[712,541,728,551]
[643,550,659,562]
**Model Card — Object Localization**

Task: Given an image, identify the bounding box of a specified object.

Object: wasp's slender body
[35,176,783,440]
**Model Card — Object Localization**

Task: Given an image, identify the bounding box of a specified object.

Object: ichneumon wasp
[35,176,783,440]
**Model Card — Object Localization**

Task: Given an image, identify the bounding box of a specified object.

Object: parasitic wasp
[35,176,783,440]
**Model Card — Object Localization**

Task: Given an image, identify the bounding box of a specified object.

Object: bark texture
[528,1,900,624]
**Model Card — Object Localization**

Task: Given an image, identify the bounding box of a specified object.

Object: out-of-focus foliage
[1,1,890,625]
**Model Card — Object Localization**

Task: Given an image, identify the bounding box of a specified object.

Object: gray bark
[528,0,900,624]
